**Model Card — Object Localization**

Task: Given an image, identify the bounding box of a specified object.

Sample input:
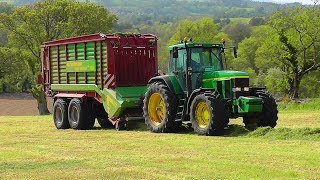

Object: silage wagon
[42,33,158,130]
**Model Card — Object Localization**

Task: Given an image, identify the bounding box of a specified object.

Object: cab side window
[175,49,187,71]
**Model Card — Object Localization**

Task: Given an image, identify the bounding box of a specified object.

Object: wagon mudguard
[148,75,183,95]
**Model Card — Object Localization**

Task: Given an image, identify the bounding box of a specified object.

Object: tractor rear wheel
[53,98,70,129]
[68,98,94,130]
[143,82,177,133]
[243,91,278,128]
[190,94,228,135]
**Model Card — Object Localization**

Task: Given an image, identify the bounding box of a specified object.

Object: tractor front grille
[233,78,249,98]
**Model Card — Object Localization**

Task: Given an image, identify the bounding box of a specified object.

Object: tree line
[0,0,319,114]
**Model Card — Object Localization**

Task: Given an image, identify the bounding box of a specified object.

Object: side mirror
[173,47,178,58]
[233,46,238,58]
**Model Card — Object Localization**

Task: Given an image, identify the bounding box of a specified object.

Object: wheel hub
[55,107,63,124]
[70,106,79,123]
[148,93,166,125]
[195,101,210,128]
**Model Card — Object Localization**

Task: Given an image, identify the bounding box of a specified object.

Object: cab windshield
[190,48,223,71]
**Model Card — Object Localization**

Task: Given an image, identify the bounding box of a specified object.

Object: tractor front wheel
[190,94,228,135]
[243,91,278,128]
[143,82,177,133]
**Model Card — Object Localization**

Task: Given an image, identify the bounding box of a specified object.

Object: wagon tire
[53,98,70,129]
[68,98,91,130]
[143,82,178,133]
[86,101,96,130]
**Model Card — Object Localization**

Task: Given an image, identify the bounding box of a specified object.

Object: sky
[257,0,316,4]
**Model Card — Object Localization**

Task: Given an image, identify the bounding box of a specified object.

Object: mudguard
[186,88,216,115]
[148,75,183,95]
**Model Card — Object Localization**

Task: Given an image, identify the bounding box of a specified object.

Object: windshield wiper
[210,50,220,62]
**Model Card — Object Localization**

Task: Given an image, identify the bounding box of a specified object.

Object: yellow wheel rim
[195,101,210,128]
[148,93,166,125]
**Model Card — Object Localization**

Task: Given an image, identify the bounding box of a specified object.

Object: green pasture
[0,101,320,179]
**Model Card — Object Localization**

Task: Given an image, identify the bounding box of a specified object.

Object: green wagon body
[42,33,158,119]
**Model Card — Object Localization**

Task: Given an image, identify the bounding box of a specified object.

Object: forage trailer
[42,33,158,130]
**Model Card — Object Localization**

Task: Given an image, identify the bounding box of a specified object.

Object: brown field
[0,93,53,116]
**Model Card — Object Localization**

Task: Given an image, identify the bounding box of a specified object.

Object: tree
[268,7,320,98]
[0,2,14,47]
[0,48,33,93]
[249,17,265,26]
[168,17,219,45]
[233,25,276,74]
[299,71,320,98]
[264,68,289,97]
[0,0,117,114]
[0,2,14,14]
[223,22,251,45]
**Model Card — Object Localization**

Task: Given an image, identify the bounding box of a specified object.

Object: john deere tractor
[143,38,278,135]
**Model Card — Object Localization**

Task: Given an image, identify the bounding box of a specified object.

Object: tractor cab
[169,43,224,72]
[168,42,225,91]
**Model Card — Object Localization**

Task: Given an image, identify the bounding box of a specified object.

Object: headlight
[244,87,250,92]
[232,87,242,92]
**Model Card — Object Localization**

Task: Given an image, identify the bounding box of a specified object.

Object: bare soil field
[0,93,53,116]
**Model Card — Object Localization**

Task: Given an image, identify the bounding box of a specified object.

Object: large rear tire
[243,91,278,128]
[68,98,94,130]
[143,82,177,133]
[53,98,70,129]
[190,94,228,135]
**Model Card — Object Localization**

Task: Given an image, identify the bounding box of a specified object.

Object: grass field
[1,108,320,179]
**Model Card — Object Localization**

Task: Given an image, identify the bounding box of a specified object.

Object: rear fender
[53,93,86,103]
[148,75,183,95]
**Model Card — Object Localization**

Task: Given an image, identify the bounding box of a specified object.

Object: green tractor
[143,38,278,135]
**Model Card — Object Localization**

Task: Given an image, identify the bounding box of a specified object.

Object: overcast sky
[279,0,314,4]
[258,0,316,4]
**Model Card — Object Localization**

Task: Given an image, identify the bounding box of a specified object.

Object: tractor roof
[168,42,224,50]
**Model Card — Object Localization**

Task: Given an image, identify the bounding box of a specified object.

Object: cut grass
[0,110,320,179]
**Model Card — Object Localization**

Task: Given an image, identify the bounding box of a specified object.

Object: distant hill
[4,0,288,18]
[1,0,302,30]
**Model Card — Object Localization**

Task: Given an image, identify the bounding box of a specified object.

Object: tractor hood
[202,70,249,81]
